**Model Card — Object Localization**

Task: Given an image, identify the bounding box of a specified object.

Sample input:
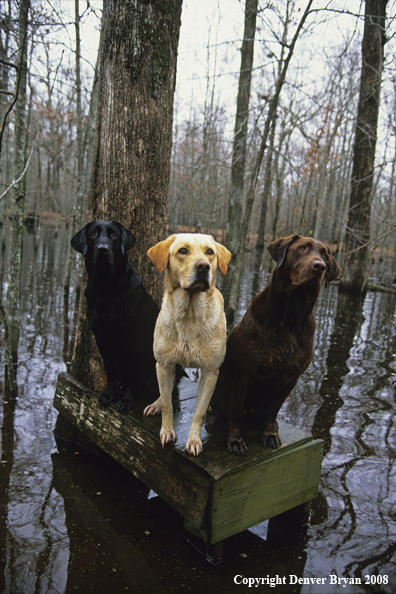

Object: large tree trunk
[226,0,258,253]
[70,0,182,391]
[339,0,387,293]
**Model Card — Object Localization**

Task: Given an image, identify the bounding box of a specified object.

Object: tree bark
[226,0,258,253]
[70,0,182,391]
[339,0,387,293]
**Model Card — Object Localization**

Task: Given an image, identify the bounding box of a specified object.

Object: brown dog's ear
[147,235,177,273]
[215,242,231,275]
[267,234,300,267]
[325,249,341,287]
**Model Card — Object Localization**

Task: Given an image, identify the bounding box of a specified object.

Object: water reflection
[1,228,396,592]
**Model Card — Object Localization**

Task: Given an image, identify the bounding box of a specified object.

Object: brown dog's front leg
[227,379,248,455]
[261,419,281,448]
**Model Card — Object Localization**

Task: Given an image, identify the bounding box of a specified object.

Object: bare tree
[1,0,30,393]
[340,0,387,293]
[227,0,258,253]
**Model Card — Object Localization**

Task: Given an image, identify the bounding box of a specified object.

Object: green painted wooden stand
[53,372,323,564]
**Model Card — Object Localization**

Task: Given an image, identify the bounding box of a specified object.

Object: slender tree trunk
[74,0,83,225]
[340,0,387,293]
[70,0,182,391]
[2,0,30,391]
[227,0,258,253]
[255,112,277,256]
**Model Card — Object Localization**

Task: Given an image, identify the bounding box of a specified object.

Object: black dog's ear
[120,226,136,254]
[325,249,341,287]
[267,234,300,268]
[71,226,88,256]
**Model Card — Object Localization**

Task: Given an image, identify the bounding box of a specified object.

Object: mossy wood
[53,372,323,547]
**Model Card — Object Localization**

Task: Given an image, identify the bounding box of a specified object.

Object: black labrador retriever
[71,220,160,413]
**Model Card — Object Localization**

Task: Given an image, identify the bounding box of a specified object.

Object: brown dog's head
[147,233,231,292]
[267,234,341,288]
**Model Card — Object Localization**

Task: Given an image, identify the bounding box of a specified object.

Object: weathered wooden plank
[209,440,323,544]
[54,372,211,529]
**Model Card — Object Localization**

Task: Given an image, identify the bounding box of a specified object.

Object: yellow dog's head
[147,233,231,292]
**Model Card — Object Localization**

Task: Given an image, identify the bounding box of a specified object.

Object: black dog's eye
[91,231,98,237]
[178,248,188,255]
[111,232,117,238]
[206,248,214,255]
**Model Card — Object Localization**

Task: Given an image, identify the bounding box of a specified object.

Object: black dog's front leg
[99,378,118,408]
[115,384,136,413]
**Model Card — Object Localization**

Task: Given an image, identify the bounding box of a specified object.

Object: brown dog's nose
[312,259,326,273]
[195,260,210,272]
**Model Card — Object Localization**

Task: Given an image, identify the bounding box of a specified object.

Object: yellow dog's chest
[154,312,225,371]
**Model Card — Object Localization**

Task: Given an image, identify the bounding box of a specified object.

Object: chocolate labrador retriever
[71,221,160,413]
[210,234,341,454]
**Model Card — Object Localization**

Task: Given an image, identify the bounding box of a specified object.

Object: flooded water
[1,226,396,593]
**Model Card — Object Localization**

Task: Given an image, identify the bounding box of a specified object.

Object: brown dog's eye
[206,249,214,255]
[178,248,188,255]
[323,253,329,261]
[299,246,308,252]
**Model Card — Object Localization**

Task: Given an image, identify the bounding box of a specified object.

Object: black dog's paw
[227,435,248,455]
[99,387,117,408]
[115,385,136,414]
[115,396,135,414]
[261,433,281,449]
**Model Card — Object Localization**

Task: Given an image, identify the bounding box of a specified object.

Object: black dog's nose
[195,260,210,272]
[97,243,109,253]
[312,259,326,273]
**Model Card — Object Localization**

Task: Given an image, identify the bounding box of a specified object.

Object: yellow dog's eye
[206,248,214,255]
[178,247,188,255]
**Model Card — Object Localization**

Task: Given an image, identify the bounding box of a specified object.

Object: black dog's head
[71,221,136,278]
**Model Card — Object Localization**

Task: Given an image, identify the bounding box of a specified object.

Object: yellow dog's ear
[147,235,177,273]
[215,242,231,275]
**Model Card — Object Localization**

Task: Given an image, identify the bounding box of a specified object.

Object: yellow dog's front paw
[160,426,176,448]
[143,398,162,417]
[185,436,203,456]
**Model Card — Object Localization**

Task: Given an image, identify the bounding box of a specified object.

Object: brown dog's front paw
[227,436,248,455]
[261,433,281,448]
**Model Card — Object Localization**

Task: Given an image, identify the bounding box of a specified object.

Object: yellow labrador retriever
[143,233,231,456]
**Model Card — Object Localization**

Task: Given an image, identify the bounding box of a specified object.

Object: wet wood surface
[53,371,323,550]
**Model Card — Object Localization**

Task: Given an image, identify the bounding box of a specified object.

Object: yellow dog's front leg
[185,368,218,456]
[154,362,177,448]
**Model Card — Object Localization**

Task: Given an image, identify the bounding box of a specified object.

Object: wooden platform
[53,372,323,563]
